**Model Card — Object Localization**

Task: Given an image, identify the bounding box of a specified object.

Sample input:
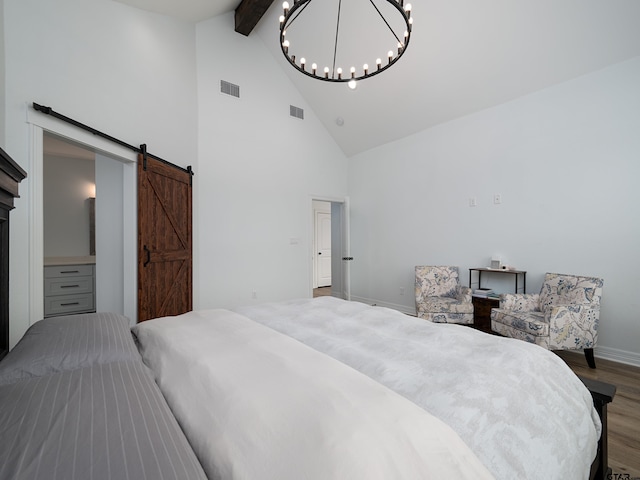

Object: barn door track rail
[31,102,194,182]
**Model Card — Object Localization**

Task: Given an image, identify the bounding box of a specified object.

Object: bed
[0,299,613,479]
[132,296,610,480]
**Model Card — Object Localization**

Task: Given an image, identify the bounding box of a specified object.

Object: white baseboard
[595,345,640,368]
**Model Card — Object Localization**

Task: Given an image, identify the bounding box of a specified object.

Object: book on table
[473,288,493,297]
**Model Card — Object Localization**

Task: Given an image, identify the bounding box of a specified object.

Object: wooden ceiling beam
[235,0,275,36]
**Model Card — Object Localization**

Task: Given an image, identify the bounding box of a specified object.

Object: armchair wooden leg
[585,348,596,369]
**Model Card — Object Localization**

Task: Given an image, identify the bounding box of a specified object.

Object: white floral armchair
[491,272,603,368]
[415,266,474,324]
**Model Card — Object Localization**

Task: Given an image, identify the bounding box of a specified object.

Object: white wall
[43,155,95,256]
[194,14,348,309]
[349,57,640,365]
[4,0,198,346]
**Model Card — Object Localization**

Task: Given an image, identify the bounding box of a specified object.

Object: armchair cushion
[499,293,540,312]
[491,310,548,338]
[421,293,474,315]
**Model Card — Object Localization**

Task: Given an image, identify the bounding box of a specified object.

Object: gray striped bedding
[0,313,207,480]
[0,312,140,386]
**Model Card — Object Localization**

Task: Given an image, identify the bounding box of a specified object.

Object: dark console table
[469,267,527,334]
[469,267,527,294]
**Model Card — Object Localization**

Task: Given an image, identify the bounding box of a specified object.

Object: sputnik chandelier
[279,0,414,88]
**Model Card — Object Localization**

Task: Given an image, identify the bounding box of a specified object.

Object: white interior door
[315,211,332,287]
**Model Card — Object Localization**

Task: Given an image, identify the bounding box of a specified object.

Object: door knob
[318,252,322,255]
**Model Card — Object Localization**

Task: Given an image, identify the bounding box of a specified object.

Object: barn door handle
[143,245,151,267]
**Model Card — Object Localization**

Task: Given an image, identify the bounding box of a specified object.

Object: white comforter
[133,309,494,480]
[235,297,601,480]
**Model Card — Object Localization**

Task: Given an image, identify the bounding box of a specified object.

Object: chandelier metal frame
[279,0,413,84]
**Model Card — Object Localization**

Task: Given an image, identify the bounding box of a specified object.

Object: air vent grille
[290,105,304,120]
[220,80,240,98]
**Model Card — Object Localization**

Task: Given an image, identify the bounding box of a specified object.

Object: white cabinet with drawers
[44,259,96,317]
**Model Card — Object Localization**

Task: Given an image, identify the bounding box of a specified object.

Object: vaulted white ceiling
[113,0,238,22]
[114,0,640,157]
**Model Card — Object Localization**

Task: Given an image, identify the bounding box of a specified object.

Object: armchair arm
[547,304,600,350]
[455,285,472,303]
[499,293,540,312]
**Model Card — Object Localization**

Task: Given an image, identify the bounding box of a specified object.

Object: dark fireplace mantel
[0,146,27,360]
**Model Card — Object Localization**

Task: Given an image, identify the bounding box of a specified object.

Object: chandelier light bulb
[348,79,357,90]
[278,0,413,84]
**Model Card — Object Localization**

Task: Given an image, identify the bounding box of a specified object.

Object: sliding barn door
[137,151,192,322]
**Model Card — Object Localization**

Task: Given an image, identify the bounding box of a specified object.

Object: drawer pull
[60,284,80,289]
[60,270,80,274]
[60,302,81,306]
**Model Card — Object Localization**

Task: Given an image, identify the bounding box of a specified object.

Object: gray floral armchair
[415,266,474,324]
[491,272,603,368]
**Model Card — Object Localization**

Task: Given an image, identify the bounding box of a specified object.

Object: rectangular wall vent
[220,80,240,98]
[290,105,304,120]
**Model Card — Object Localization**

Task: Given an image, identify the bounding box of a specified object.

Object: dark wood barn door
[137,151,192,322]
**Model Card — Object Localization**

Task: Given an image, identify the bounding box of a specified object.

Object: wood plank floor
[556,351,640,479]
[313,287,332,297]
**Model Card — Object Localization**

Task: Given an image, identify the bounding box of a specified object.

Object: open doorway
[312,200,332,294]
[43,132,130,318]
[43,133,97,317]
[25,109,138,327]
[311,198,350,300]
